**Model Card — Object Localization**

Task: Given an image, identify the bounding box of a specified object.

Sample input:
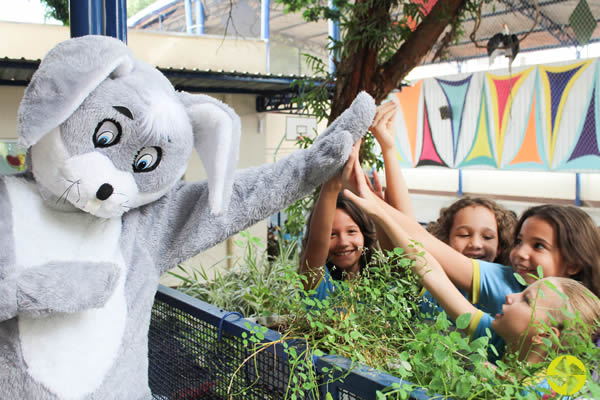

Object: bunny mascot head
[0,35,374,399]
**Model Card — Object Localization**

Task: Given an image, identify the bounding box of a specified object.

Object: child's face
[492,279,563,345]
[328,208,365,273]
[448,205,499,262]
[510,216,568,284]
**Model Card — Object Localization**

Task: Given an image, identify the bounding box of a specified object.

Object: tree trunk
[328,0,468,124]
[327,0,393,125]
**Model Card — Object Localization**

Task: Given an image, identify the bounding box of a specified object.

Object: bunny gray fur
[0,35,375,399]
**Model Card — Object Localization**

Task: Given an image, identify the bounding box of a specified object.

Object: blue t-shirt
[472,260,525,315]
[466,310,505,364]
[420,259,526,317]
[311,267,338,301]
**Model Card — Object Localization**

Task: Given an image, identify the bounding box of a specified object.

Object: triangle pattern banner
[395,81,423,165]
[539,60,591,164]
[393,59,600,172]
[486,67,534,165]
[459,88,496,168]
[435,75,472,164]
[417,99,447,167]
[558,67,600,170]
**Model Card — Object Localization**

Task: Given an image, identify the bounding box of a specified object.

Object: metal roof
[0,57,306,95]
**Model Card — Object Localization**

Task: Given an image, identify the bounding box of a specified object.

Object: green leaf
[433,348,447,363]
[303,297,316,307]
[543,279,568,299]
[536,265,544,279]
[456,312,472,330]
[325,393,334,400]
[350,330,361,340]
[456,378,472,397]
[513,272,528,286]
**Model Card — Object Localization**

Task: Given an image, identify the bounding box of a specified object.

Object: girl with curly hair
[427,197,517,265]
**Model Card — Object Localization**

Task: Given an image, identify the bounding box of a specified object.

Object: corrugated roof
[0,57,310,95]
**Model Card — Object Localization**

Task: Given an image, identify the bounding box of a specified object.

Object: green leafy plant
[173,232,600,399]
[171,230,301,320]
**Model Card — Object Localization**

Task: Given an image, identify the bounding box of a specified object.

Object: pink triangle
[419,104,444,164]
[493,75,521,133]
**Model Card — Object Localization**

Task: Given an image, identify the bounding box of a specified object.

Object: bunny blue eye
[93,119,121,148]
[133,147,162,173]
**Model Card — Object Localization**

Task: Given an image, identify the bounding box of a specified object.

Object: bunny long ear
[177,92,241,215]
[17,35,134,148]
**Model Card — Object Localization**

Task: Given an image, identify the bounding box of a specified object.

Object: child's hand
[343,157,383,219]
[324,142,361,193]
[369,101,399,151]
[341,141,361,194]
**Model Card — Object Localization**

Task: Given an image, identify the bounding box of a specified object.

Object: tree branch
[376,0,468,101]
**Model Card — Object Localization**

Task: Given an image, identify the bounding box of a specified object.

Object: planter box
[148,285,431,400]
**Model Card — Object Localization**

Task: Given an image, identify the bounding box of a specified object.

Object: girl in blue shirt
[298,147,378,300]
[299,102,409,300]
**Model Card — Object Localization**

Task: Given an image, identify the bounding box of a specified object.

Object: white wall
[403,168,600,225]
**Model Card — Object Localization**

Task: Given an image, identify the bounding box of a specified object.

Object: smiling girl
[427,197,517,264]
[299,181,377,299]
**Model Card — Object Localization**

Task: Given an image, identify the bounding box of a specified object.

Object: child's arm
[298,177,340,291]
[369,102,473,290]
[299,145,360,291]
[369,101,415,219]
[369,103,474,291]
[369,102,411,252]
[370,169,394,252]
[343,157,477,322]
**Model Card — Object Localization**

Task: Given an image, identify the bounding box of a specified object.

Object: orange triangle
[510,93,542,165]
[395,80,422,164]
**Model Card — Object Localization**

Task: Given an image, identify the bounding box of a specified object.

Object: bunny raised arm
[0,35,375,400]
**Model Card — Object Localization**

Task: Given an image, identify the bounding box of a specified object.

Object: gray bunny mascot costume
[0,35,375,399]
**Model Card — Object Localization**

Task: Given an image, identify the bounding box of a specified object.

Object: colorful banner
[390,59,600,171]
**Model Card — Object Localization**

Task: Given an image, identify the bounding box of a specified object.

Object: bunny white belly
[7,179,127,399]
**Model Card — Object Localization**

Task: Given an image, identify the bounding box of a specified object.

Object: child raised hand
[299,142,378,297]
[342,155,473,322]
[368,101,415,219]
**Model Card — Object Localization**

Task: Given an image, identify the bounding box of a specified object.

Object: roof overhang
[0,57,323,112]
[0,57,305,93]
